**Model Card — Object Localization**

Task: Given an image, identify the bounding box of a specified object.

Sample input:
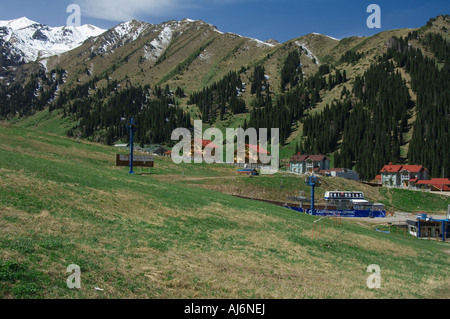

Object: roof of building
[194,139,219,148]
[290,153,327,162]
[235,144,270,156]
[290,154,309,162]
[416,178,450,185]
[309,155,328,161]
[381,163,427,173]
[246,144,270,155]
[416,178,450,191]
[400,165,427,173]
[380,163,403,173]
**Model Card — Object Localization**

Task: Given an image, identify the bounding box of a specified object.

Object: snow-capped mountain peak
[0,17,106,64]
[0,17,38,29]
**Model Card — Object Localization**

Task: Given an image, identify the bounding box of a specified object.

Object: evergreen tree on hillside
[281,51,302,92]
[188,71,246,122]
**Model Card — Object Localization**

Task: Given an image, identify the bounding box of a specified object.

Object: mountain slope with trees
[1,15,449,180]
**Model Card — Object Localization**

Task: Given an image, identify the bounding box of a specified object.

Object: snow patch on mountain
[114,20,149,43]
[198,49,212,61]
[94,20,154,57]
[251,38,275,48]
[312,32,340,41]
[146,26,173,61]
[295,41,320,65]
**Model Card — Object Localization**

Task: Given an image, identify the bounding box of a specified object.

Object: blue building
[407,215,450,242]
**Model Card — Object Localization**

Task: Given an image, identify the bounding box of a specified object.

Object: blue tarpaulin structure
[285,206,386,218]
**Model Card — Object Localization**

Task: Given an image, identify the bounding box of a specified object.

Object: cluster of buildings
[288,153,359,181]
[135,141,449,193]
[165,139,272,168]
[376,163,450,192]
[287,153,450,192]
[287,153,450,241]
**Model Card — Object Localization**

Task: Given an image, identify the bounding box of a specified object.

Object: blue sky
[1,0,449,42]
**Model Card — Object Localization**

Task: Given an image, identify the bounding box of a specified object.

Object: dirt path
[386,188,394,210]
[435,192,450,197]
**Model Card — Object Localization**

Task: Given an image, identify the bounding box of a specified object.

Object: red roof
[416,178,450,185]
[194,139,219,148]
[290,153,327,162]
[432,184,450,191]
[400,165,426,173]
[416,178,450,190]
[246,144,270,155]
[290,154,309,162]
[409,178,419,183]
[375,175,382,182]
[381,164,427,173]
[380,164,403,173]
[308,155,328,161]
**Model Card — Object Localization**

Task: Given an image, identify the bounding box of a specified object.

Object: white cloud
[74,0,252,22]
[74,0,181,22]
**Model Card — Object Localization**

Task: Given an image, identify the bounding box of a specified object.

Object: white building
[380,163,429,189]
[289,153,330,175]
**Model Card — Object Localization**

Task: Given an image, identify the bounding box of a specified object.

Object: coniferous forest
[389,33,450,179]
[61,80,192,146]
[299,32,449,180]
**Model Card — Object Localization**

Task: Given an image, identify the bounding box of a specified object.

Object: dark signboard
[116,154,154,167]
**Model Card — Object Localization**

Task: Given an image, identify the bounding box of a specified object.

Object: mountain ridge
[0,16,351,89]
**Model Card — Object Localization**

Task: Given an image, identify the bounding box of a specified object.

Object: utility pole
[127,117,137,174]
[305,175,321,215]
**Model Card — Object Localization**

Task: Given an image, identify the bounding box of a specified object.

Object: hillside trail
[152,174,240,183]
[386,188,394,210]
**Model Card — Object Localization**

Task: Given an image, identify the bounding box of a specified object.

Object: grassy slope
[0,123,449,299]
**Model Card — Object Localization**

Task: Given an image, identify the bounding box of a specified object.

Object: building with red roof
[416,178,450,191]
[380,163,429,189]
[183,139,219,158]
[374,175,382,184]
[235,144,270,164]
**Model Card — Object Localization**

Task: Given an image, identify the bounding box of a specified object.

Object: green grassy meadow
[0,123,449,299]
